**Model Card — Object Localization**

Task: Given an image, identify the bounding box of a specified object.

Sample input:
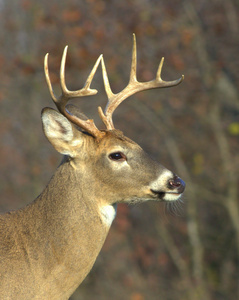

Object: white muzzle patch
[150,169,183,202]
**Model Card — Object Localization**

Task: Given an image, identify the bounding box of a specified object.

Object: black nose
[168,176,185,194]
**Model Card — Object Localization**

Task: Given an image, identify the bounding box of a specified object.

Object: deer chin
[163,192,182,202]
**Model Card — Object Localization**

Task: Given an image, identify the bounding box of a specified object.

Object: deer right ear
[41,107,83,156]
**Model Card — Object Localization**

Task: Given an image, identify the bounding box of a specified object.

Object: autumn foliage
[0,1,239,299]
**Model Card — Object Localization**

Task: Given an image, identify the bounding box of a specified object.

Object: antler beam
[98,34,184,130]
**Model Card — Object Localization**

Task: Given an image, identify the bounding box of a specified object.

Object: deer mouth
[150,190,182,202]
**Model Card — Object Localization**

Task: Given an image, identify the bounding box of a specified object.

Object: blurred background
[0,0,239,299]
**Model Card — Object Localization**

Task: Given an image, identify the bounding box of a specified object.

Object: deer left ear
[41,107,84,156]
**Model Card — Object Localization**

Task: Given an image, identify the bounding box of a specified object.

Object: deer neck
[38,156,117,226]
[25,157,116,297]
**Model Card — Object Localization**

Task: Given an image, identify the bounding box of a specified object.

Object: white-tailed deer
[0,35,185,299]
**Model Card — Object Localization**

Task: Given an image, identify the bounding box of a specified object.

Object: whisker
[165,199,185,217]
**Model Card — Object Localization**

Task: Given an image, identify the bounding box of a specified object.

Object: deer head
[42,35,185,211]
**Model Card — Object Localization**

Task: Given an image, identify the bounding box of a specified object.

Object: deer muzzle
[150,170,186,202]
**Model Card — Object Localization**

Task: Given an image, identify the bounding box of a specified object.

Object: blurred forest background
[0,0,239,299]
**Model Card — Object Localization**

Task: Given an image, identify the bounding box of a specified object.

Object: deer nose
[168,176,185,194]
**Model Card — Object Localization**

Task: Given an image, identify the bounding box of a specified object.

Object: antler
[44,37,184,137]
[44,46,104,138]
[98,34,184,130]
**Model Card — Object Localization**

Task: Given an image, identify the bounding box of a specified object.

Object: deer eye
[109,152,127,161]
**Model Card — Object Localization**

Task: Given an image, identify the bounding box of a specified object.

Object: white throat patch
[100,204,117,227]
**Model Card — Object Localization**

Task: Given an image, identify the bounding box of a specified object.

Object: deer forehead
[96,130,140,152]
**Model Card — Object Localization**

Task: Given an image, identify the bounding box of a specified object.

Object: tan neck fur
[0,159,111,299]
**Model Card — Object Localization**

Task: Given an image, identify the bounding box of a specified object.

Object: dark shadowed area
[0,1,239,299]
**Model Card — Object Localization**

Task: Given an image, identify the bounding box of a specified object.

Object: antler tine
[155,56,184,86]
[44,53,58,103]
[98,57,115,129]
[98,34,184,130]
[44,47,104,138]
[59,46,102,100]
[129,33,137,83]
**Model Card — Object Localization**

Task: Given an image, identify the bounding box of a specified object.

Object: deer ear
[41,107,83,156]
